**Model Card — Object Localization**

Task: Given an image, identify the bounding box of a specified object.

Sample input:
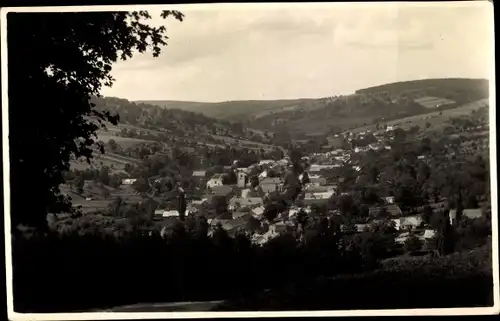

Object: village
[113,117,489,249]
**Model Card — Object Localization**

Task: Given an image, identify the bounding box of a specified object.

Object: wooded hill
[137,78,489,138]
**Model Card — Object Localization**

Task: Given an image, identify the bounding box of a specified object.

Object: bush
[12,224,366,313]
[214,243,493,311]
[404,234,422,254]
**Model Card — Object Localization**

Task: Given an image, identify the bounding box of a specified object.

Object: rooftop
[260,177,282,184]
[211,185,234,195]
[192,170,207,177]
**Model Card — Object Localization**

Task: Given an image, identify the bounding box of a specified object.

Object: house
[228,197,264,211]
[236,167,249,174]
[399,214,424,230]
[369,204,403,218]
[354,147,369,153]
[192,170,206,178]
[259,160,275,166]
[121,178,137,185]
[386,204,403,216]
[210,185,234,197]
[155,209,188,218]
[221,217,247,236]
[206,173,225,188]
[252,206,265,218]
[154,209,165,216]
[237,171,247,188]
[303,191,334,206]
[307,174,327,186]
[252,227,280,246]
[423,229,437,239]
[384,196,395,205]
[260,177,283,194]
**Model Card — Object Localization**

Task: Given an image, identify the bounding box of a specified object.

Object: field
[414,96,456,109]
[342,98,489,135]
[97,132,152,147]
[61,182,150,213]
[210,134,279,152]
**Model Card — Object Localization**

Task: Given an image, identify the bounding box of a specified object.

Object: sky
[100,2,494,102]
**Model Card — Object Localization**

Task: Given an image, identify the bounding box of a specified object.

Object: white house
[259,160,275,166]
[252,206,265,218]
[206,173,225,188]
[121,178,137,185]
[237,171,247,188]
[399,214,424,230]
[384,196,395,205]
[192,170,206,178]
[154,209,188,218]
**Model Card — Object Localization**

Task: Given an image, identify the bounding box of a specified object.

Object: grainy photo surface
[2,2,498,319]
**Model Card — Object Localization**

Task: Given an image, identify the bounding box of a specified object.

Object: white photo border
[2,2,498,319]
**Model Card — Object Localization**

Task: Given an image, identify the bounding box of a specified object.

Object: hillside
[92,96,278,149]
[136,98,321,121]
[137,78,489,139]
[246,78,490,137]
[70,97,281,174]
[356,78,489,97]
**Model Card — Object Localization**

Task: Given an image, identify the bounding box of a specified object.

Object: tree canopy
[8,10,184,229]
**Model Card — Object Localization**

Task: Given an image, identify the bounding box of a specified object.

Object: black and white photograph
[2,2,498,319]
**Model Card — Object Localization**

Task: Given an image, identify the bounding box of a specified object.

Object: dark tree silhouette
[8,10,184,230]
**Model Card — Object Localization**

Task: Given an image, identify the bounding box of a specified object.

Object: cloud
[102,2,494,102]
